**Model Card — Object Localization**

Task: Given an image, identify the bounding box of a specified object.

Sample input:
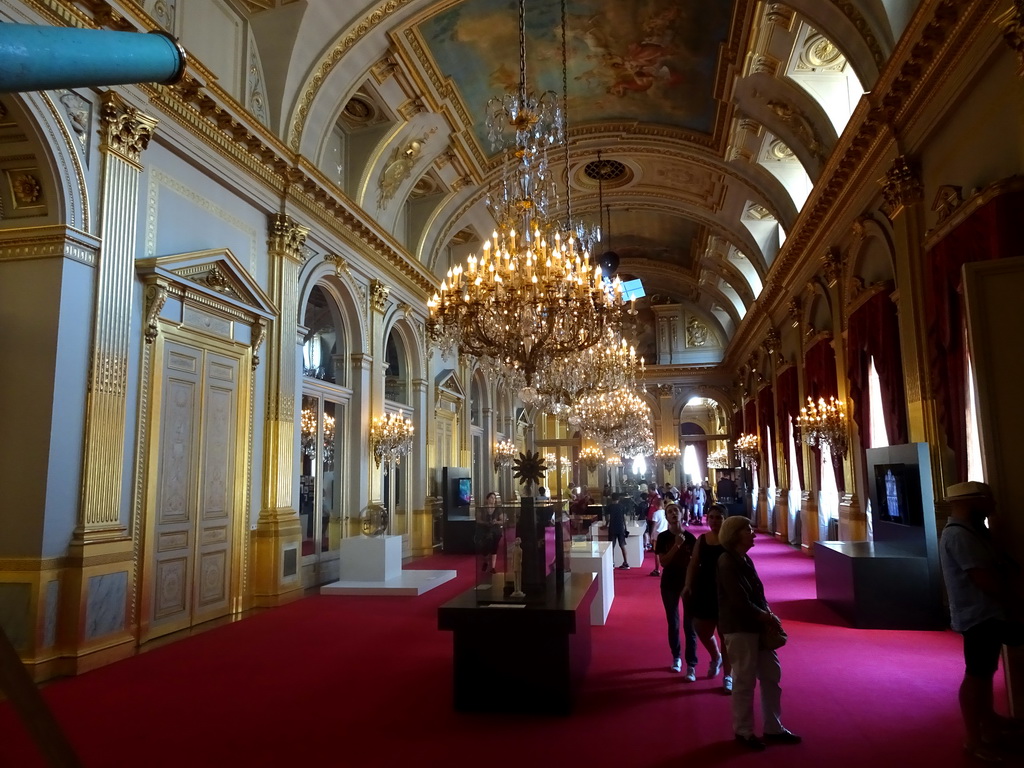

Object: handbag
[759,615,788,650]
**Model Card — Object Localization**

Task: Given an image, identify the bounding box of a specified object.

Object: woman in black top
[683,503,731,692]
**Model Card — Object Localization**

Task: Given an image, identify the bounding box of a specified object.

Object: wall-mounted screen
[874,463,923,527]
[452,477,472,507]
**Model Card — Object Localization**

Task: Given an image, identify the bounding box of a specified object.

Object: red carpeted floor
[0,530,1018,767]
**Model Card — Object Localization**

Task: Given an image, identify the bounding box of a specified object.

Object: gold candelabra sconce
[795,396,849,458]
[370,412,414,474]
[579,445,603,472]
[493,439,517,473]
[735,433,759,469]
[654,444,682,472]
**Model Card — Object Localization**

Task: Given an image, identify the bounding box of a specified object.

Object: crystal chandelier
[370,412,414,474]
[605,454,622,468]
[427,0,626,390]
[735,433,759,468]
[493,439,517,473]
[707,447,730,469]
[569,386,654,459]
[654,444,682,471]
[544,452,572,471]
[301,407,335,465]
[795,396,849,458]
[518,328,645,414]
[579,445,603,472]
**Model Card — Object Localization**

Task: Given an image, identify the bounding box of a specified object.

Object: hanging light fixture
[655,444,682,471]
[493,439,517,473]
[427,0,626,390]
[795,396,849,458]
[707,446,730,469]
[579,445,603,472]
[569,386,654,459]
[736,433,760,469]
[370,412,414,475]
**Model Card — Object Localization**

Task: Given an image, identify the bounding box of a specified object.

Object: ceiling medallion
[770,139,795,161]
[804,35,846,70]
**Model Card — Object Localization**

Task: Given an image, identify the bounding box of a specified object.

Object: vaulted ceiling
[231,0,904,362]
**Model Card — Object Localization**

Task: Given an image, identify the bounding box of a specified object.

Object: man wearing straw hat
[940,481,1024,762]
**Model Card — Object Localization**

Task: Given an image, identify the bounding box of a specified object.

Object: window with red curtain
[757,386,777,486]
[925,187,1024,482]
[776,366,804,490]
[846,290,907,453]
[803,337,843,492]
[681,422,708,480]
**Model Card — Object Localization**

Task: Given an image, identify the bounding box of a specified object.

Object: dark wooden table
[437,572,598,715]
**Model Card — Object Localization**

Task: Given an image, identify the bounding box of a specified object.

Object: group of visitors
[651,501,801,750]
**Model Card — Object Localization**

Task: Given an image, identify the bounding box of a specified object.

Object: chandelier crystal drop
[370,412,414,474]
[795,396,849,458]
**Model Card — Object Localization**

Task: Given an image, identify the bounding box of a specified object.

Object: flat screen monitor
[452,477,472,508]
[874,462,923,527]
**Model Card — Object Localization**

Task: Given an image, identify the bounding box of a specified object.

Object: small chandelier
[707,447,730,469]
[370,412,414,474]
[544,452,572,471]
[493,439,517,473]
[579,445,603,472]
[654,444,681,471]
[795,396,849,458]
[570,386,654,459]
[736,433,759,469]
[605,454,622,468]
[301,408,335,465]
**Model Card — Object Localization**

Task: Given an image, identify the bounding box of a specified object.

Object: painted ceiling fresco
[418,0,733,155]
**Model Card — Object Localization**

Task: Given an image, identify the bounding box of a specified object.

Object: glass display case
[474,498,571,600]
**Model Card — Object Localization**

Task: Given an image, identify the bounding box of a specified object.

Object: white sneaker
[671,657,682,673]
[684,665,697,682]
[723,675,733,694]
[708,656,723,678]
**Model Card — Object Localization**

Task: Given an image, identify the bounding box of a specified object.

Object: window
[867,356,889,448]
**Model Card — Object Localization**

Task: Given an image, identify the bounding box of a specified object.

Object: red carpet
[0,531,1015,767]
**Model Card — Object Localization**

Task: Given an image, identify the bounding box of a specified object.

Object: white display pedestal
[568,540,614,625]
[590,521,645,568]
[320,535,456,597]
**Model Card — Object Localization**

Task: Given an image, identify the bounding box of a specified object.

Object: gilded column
[252,213,308,605]
[64,93,157,669]
[78,92,156,542]
[410,377,432,556]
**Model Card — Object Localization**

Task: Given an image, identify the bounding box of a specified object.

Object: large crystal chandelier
[370,412,414,474]
[301,407,335,465]
[518,328,645,413]
[569,386,654,458]
[427,0,626,389]
[795,396,849,458]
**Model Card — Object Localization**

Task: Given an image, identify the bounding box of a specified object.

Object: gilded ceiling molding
[289,0,416,151]
[998,1,1024,76]
[831,0,887,68]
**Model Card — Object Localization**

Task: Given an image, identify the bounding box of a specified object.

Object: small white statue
[511,537,525,598]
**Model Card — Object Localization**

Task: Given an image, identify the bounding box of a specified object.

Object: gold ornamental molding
[288,0,416,151]
[0,225,99,266]
[0,557,64,571]
[998,0,1024,76]
[268,213,309,264]
[879,155,923,219]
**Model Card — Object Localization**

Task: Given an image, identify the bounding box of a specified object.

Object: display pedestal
[437,572,597,715]
[813,541,943,629]
[320,536,456,596]
[590,521,644,568]
[569,540,614,625]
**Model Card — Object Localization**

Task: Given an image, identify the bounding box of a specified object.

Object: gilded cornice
[832,0,887,69]
[0,224,100,266]
[288,0,417,151]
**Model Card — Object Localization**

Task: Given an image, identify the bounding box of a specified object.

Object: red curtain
[758,386,777,485]
[743,400,756,434]
[925,188,1024,482]
[776,366,804,490]
[846,290,908,452]
[803,338,843,492]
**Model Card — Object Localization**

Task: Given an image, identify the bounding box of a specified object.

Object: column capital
[879,155,923,219]
[267,213,309,263]
[99,91,157,165]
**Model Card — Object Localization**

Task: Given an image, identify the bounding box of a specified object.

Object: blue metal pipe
[0,24,186,93]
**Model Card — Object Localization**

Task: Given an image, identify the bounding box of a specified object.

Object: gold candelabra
[370,412,414,474]
[735,433,759,468]
[493,439,517,473]
[795,396,849,458]
[654,444,682,471]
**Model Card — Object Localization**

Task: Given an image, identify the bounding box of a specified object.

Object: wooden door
[147,340,240,639]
